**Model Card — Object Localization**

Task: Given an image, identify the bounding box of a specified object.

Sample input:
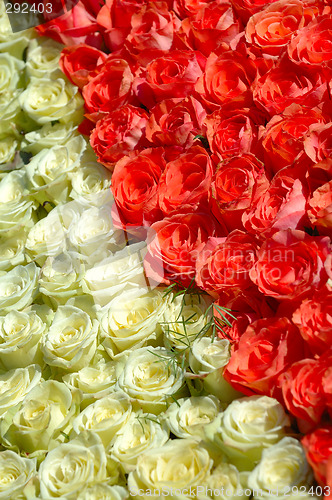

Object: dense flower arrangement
[0,0,331,497]
[34,0,332,491]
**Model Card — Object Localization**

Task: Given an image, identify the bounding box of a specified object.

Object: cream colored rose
[63,356,121,409]
[23,122,79,155]
[0,136,17,164]
[0,307,48,369]
[204,396,291,471]
[0,380,81,454]
[117,347,187,414]
[25,135,86,205]
[66,203,124,266]
[0,263,39,313]
[198,462,243,500]
[82,243,149,307]
[42,305,98,372]
[39,252,85,307]
[164,395,221,441]
[0,2,33,60]
[19,77,84,125]
[25,210,67,266]
[0,53,25,93]
[0,365,41,416]
[100,287,169,357]
[189,337,242,403]
[128,439,212,500]
[0,91,22,138]
[162,294,212,351]
[0,232,27,271]
[77,484,129,500]
[0,196,35,237]
[69,148,112,206]
[39,432,109,499]
[72,392,132,447]
[26,38,63,79]
[248,437,313,498]
[0,450,36,499]
[110,411,169,473]
[0,170,28,204]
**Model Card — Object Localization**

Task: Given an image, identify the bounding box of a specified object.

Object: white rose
[0,307,48,369]
[247,437,313,498]
[0,170,28,203]
[39,432,109,499]
[0,53,25,93]
[0,231,27,271]
[72,392,132,446]
[128,439,212,500]
[117,347,187,414]
[0,380,81,455]
[199,462,243,500]
[0,90,22,137]
[0,450,36,499]
[39,252,85,307]
[23,122,79,155]
[0,365,41,416]
[189,337,242,403]
[25,210,67,266]
[19,77,84,125]
[25,135,86,205]
[66,203,124,266]
[0,3,33,59]
[0,198,35,236]
[82,242,149,307]
[204,396,291,471]
[63,356,121,409]
[100,287,169,357]
[164,395,221,441]
[41,305,98,372]
[0,263,39,313]
[69,148,112,206]
[77,484,129,500]
[162,294,212,351]
[25,38,63,79]
[0,136,18,164]
[110,411,169,473]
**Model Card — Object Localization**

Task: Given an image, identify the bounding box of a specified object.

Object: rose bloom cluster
[0,18,321,498]
[37,0,332,489]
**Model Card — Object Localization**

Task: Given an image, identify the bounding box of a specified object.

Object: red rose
[253,57,329,117]
[304,122,332,163]
[211,154,269,231]
[144,211,220,286]
[279,358,327,427]
[261,106,325,174]
[157,144,213,214]
[145,97,206,148]
[125,1,181,65]
[223,316,305,398]
[36,1,103,48]
[245,0,320,58]
[292,285,332,356]
[173,0,210,19]
[249,229,332,301]
[195,51,256,112]
[180,1,242,56]
[90,105,148,168]
[288,15,332,66]
[195,230,258,297]
[230,0,279,24]
[205,108,261,161]
[59,44,107,89]
[302,426,332,487]
[96,0,145,52]
[242,172,307,237]
[82,59,134,121]
[133,50,205,109]
[308,180,332,231]
[111,148,166,226]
